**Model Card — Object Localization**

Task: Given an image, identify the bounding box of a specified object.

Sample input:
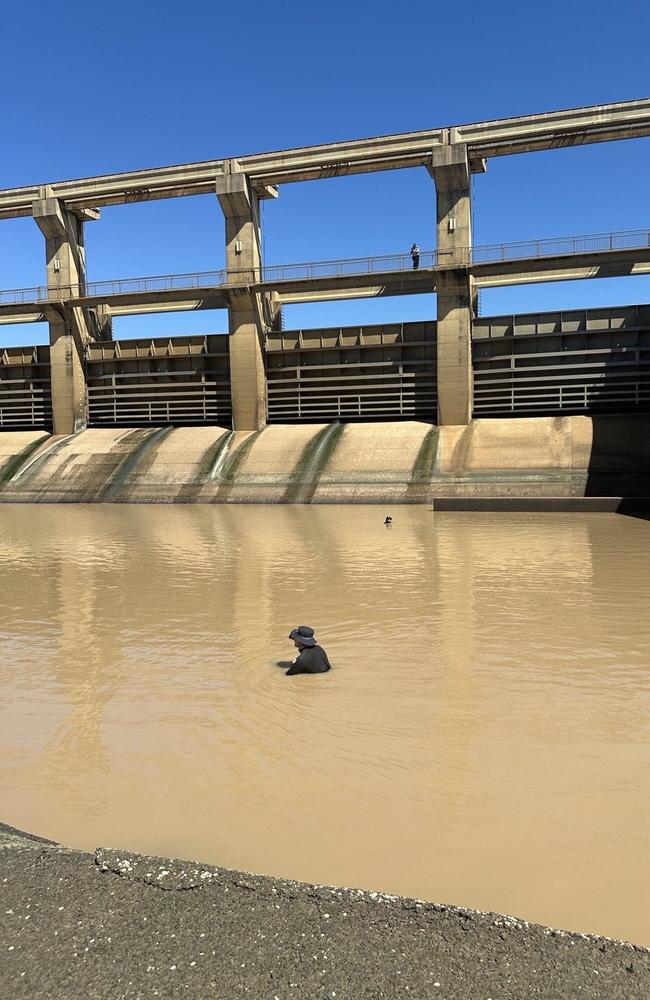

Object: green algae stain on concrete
[205,431,235,481]
[97,427,175,500]
[448,421,476,474]
[283,422,345,502]
[0,435,50,487]
[290,423,345,483]
[5,431,84,486]
[218,431,263,483]
[410,426,439,483]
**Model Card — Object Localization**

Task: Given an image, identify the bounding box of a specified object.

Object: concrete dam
[1,97,650,503]
[1,413,649,504]
[1,304,650,504]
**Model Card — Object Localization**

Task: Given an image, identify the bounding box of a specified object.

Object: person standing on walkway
[410,243,420,269]
[282,625,331,675]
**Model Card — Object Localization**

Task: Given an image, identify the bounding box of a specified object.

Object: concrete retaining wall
[0,415,649,504]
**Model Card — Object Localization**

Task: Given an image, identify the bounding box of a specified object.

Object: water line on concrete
[1,416,650,504]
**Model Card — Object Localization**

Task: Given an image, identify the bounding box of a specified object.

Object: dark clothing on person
[285,644,331,675]
[410,244,420,269]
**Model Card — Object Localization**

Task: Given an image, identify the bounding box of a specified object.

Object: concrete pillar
[430,142,474,425]
[32,187,101,435]
[216,163,278,431]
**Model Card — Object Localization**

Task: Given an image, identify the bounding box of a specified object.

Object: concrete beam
[69,288,229,312]
[0,304,48,323]
[276,277,434,304]
[473,249,650,287]
[1,99,649,217]
[107,296,228,317]
[262,269,435,301]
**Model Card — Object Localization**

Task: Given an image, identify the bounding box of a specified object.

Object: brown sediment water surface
[1,506,649,945]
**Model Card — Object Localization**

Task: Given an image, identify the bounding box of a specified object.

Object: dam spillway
[0,414,649,504]
[1,303,650,505]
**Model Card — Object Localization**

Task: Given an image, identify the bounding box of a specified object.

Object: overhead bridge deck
[1,229,649,323]
[0,97,649,217]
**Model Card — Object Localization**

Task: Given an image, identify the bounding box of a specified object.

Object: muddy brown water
[1,506,649,945]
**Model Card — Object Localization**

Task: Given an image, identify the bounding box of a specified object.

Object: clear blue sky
[1,0,649,344]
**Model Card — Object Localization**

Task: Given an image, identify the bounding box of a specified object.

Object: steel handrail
[0,228,649,306]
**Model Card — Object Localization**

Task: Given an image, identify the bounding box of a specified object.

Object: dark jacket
[286,645,331,675]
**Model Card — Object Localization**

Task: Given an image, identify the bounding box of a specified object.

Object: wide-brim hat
[289,625,316,647]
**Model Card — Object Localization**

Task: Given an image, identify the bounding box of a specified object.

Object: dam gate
[265,321,437,423]
[473,304,650,416]
[85,335,232,427]
[1,307,650,432]
[0,345,52,431]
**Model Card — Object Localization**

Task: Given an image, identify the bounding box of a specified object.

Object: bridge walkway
[1,229,650,321]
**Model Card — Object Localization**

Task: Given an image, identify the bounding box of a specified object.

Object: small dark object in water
[384,516,393,525]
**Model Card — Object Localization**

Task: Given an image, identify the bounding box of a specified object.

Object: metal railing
[82,268,229,301]
[471,228,650,264]
[0,284,49,305]
[259,250,438,284]
[1,228,649,307]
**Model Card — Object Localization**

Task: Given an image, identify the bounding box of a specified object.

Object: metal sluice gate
[85,335,232,427]
[0,346,52,430]
[472,304,650,416]
[1,305,650,432]
[265,321,437,423]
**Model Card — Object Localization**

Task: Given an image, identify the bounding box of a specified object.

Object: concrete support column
[430,142,474,425]
[32,187,101,435]
[216,163,275,430]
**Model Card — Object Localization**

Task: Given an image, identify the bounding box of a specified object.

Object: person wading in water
[277,625,331,675]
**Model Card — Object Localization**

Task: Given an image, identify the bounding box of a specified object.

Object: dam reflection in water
[0,506,648,944]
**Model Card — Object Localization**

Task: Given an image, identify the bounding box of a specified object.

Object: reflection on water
[1,505,649,944]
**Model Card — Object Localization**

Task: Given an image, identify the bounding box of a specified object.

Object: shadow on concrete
[583,356,650,513]
[613,505,650,521]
